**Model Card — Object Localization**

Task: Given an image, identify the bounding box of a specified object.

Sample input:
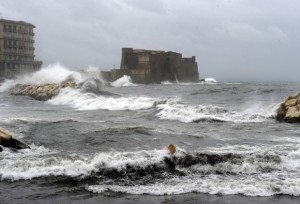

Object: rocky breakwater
[0,128,30,152]
[276,93,300,123]
[11,81,79,101]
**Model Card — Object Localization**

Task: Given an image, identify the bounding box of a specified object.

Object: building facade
[0,19,42,81]
[102,48,199,84]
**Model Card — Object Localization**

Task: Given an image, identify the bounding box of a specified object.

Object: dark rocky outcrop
[164,153,243,169]
[276,93,300,123]
[11,81,80,101]
[0,128,30,150]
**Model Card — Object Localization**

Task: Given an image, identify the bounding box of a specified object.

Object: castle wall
[110,48,199,84]
[179,56,199,82]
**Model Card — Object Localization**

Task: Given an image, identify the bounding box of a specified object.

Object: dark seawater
[1,75,300,203]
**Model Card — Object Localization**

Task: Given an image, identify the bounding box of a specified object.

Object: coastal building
[101,48,199,84]
[0,19,42,81]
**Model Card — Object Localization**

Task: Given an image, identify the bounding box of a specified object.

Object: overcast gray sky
[1,0,300,81]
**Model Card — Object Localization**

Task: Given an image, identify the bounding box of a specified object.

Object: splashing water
[111,75,136,87]
[0,63,108,92]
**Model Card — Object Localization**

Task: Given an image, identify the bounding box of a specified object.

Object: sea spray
[200,78,217,84]
[80,78,103,94]
[2,143,300,196]
[0,63,78,92]
[47,89,272,123]
[111,75,136,87]
[0,63,109,93]
[47,88,159,111]
[155,100,271,123]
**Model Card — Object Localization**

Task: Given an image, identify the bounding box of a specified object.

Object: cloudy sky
[1,0,299,81]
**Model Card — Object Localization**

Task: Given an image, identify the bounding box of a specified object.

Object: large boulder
[0,128,30,150]
[0,127,12,140]
[11,81,80,101]
[276,93,300,123]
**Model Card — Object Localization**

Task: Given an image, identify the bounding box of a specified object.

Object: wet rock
[164,152,243,169]
[167,144,176,154]
[1,138,30,150]
[61,80,79,89]
[276,93,300,123]
[11,80,80,101]
[0,127,12,140]
[0,128,30,150]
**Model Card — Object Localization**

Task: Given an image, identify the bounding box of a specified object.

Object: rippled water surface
[1,77,300,203]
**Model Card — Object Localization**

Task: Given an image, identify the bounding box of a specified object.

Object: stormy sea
[1,64,300,204]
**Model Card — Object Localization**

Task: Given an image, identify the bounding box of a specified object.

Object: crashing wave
[2,144,300,196]
[200,78,217,84]
[47,88,157,111]
[0,63,77,92]
[155,100,272,123]
[47,90,273,123]
[111,75,136,87]
[80,77,103,94]
[0,63,110,93]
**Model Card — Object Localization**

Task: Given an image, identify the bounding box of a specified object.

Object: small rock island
[276,93,300,123]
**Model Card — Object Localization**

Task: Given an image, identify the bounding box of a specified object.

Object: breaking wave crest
[111,75,136,87]
[0,63,107,92]
[47,88,159,111]
[0,63,78,92]
[47,89,273,123]
[156,100,275,123]
[1,145,300,196]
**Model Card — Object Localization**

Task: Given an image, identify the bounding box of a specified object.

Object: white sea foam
[47,88,272,123]
[200,78,217,84]
[0,117,43,124]
[2,143,300,196]
[155,100,270,123]
[272,137,300,144]
[111,75,136,87]
[0,148,171,181]
[84,145,300,196]
[47,88,161,111]
[86,174,300,196]
[161,81,173,85]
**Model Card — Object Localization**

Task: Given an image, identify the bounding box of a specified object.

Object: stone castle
[0,19,42,82]
[101,48,199,84]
